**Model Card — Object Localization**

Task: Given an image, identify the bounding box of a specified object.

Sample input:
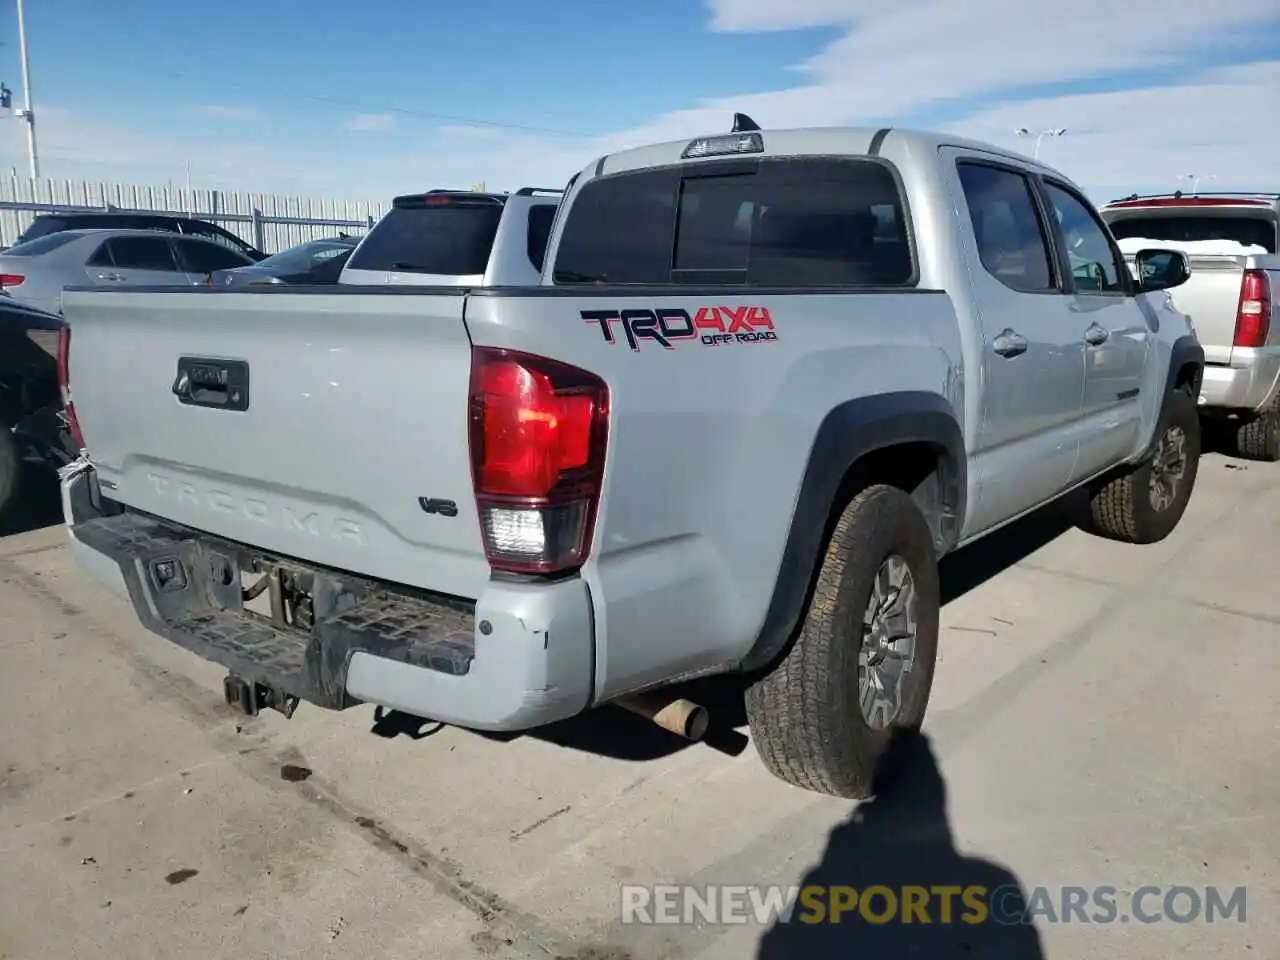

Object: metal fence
[0,177,389,253]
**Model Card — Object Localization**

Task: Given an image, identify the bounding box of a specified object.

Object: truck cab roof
[579,125,1068,182]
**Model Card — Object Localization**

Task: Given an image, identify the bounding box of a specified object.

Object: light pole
[13,0,39,178]
[1015,127,1066,160]
[1178,173,1216,195]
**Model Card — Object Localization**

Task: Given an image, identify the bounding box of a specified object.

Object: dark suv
[14,213,266,261]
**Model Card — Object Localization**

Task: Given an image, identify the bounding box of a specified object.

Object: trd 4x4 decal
[582,306,778,352]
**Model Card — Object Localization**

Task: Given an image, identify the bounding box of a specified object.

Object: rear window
[1107,214,1277,254]
[15,217,68,243]
[526,204,556,272]
[2,233,81,257]
[552,157,914,287]
[345,202,503,275]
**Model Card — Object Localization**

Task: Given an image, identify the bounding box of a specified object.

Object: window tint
[345,203,503,275]
[526,204,556,272]
[553,159,913,287]
[182,221,254,255]
[1107,214,1277,254]
[956,163,1055,294]
[553,168,678,284]
[176,238,253,273]
[3,233,82,257]
[306,248,352,282]
[255,239,354,274]
[1042,182,1125,294]
[87,241,114,267]
[15,217,66,243]
[106,237,180,271]
[957,165,1054,293]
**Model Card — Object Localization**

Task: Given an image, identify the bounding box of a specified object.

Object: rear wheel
[1234,396,1280,462]
[744,484,940,799]
[0,425,20,520]
[1085,388,1200,544]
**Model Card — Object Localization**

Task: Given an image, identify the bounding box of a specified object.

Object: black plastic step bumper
[71,510,477,712]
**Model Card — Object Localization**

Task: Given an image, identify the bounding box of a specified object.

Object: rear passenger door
[1037,179,1149,481]
[946,154,1085,534]
[88,236,188,286]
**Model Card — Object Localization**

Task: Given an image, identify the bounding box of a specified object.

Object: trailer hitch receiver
[223,674,300,719]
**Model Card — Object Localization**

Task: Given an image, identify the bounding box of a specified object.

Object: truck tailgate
[1162,257,1249,363]
[60,288,490,599]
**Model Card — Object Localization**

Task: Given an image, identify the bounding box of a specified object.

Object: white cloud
[192,104,259,121]
[0,3,1276,204]
[347,113,396,133]
[943,61,1280,194]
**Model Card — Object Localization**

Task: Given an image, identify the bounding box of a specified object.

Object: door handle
[1083,323,1110,346]
[96,272,124,282]
[992,329,1028,358]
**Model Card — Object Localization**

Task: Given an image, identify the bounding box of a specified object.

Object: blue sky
[1,0,1277,203]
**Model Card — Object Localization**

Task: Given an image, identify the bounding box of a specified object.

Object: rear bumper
[1199,348,1280,413]
[61,463,595,731]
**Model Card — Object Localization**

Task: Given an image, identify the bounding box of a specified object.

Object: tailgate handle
[173,357,250,412]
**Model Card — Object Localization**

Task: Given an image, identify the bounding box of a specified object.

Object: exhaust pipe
[616,690,710,741]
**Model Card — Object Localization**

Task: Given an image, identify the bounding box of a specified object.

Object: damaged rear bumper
[60,461,596,731]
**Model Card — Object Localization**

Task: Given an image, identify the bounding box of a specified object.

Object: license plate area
[238,560,317,631]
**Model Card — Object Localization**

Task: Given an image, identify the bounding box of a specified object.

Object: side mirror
[1134,248,1190,293]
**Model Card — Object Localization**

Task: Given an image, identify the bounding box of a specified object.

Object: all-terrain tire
[744,484,940,800]
[1234,396,1280,462]
[1086,388,1200,544]
[0,426,20,521]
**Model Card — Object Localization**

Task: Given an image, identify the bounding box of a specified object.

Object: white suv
[338,187,560,286]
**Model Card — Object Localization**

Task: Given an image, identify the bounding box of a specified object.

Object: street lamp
[6,0,40,178]
[1178,173,1216,195]
[1015,127,1066,160]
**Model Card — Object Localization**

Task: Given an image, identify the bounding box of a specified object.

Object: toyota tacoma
[57,119,1204,798]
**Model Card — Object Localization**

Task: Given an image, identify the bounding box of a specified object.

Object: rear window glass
[1106,214,1277,254]
[345,203,503,275]
[15,217,68,243]
[3,233,81,256]
[526,204,556,272]
[553,158,914,287]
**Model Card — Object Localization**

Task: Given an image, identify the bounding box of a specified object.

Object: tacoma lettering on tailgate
[145,473,366,546]
[582,306,778,351]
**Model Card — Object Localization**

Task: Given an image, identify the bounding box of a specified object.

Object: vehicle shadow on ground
[372,497,1078,763]
[755,733,1045,959]
[0,464,62,537]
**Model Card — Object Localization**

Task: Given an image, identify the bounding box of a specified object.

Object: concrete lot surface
[0,451,1276,959]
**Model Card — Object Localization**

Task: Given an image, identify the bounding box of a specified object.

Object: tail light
[468,347,609,574]
[56,325,87,452]
[0,274,24,287]
[1234,270,1272,348]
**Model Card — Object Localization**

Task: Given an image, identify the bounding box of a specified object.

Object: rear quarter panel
[465,288,964,700]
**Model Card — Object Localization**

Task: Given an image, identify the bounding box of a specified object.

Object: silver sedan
[0,228,256,315]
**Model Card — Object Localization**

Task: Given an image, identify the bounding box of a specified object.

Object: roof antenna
[732,112,761,133]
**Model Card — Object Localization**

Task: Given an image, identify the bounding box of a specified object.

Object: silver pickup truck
[1102,193,1280,459]
[57,121,1204,799]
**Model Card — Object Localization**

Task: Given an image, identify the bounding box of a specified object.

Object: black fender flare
[1139,334,1204,461]
[740,391,966,673]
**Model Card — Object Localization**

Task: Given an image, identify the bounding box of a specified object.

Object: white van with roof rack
[338,187,561,287]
